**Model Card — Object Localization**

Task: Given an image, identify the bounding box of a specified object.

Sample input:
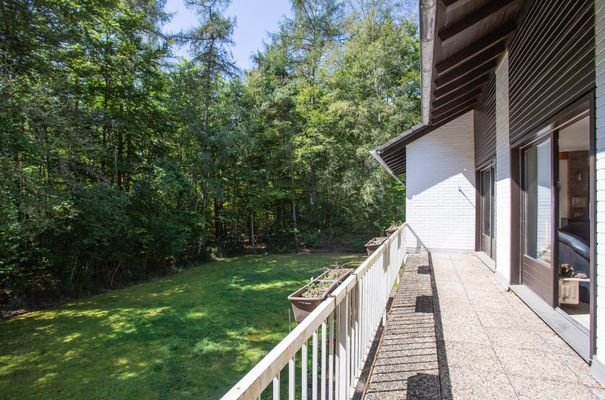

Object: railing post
[289,357,295,400]
[273,374,280,400]
[321,321,327,400]
[312,331,318,400]
[341,296,348,400]
[328,313,334,400]
[337,302,346,400]
[302,341,308,400]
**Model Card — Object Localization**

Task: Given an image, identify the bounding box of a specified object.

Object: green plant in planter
[304,269,343,297]
[560,264,575,278]
[302,262,358,298]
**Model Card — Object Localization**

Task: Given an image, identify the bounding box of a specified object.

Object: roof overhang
[372,0,524,178]
[372,124,430,176]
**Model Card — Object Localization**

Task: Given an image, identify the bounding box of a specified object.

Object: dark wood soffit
[434,22,516,74]
[442,0,474,8]
[431,105,476,128]
[432,98,476,120]
[435,57,499,89]
[386,150,405,162]
[382,149,405,164]
[434,71,492,99]
[382,150,407,166]
[385,154,405,168]
[389,159,405,171]
[379,149,403,164]
[391,165,405,175]
[433,86,484,110]
[380,0,524,175]
[439,0,518,42]
[376,125,432,155]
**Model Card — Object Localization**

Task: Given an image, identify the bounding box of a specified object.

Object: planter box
[559,277,590,305]
[385,224,401,236]
[288,269,353,324]
[364,237,387,256]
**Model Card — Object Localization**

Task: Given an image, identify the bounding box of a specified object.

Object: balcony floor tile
[360,252,603,400]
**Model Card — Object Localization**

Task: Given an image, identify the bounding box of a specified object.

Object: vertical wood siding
[593,0,605,370]
[475,75,497,166]
[509,0,595,144]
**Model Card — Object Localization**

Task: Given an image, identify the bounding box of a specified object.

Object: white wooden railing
[222,224,407,400]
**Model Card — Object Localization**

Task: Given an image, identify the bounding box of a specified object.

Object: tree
[0,0,421,308]
[174,0,237,243]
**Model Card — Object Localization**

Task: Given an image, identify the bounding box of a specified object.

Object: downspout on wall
[369,0,436,175]
[420,0,436,126]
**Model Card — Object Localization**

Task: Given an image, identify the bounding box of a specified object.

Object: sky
[163,0,292,71]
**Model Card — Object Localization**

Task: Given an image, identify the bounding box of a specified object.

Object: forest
[0,0,420,309]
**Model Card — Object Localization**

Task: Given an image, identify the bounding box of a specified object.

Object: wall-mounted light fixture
[576,170,583,182]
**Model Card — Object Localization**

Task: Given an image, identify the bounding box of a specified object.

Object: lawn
[0,253,364,400]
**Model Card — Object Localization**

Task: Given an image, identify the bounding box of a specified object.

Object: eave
[372,0,526,178]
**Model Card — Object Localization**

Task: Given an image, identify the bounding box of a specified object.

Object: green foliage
[0,0,419,308]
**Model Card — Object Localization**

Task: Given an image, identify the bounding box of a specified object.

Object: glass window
[524,139,552,263]
[481,170,492,236]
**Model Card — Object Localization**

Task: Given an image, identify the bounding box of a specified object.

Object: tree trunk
[309,162,317,205]
[291,170,299,252]
[250,211,256,249]
[214,197,222,241]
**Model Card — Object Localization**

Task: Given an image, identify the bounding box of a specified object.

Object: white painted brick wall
[405,111,476,251]
[495,53,512,286]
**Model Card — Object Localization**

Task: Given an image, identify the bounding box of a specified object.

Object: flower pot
[364,237,387,255]
[288,268,353,323]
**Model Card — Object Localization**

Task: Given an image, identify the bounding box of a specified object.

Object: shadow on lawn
[0,253,364,400]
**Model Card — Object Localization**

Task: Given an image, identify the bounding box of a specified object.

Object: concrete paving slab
[361,252,603,400]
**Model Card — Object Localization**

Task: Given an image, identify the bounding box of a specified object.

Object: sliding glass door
[522,136,555,305]
[479,167,495,259]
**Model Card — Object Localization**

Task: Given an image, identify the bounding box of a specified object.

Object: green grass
[0,253,364,400]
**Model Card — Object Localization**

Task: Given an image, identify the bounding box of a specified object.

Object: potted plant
[364,237,387,255]
[288,267,353,323]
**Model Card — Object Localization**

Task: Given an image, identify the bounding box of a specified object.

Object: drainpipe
[368,0,435,184]
[420,0,436,126]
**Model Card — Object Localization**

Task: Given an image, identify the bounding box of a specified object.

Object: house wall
[493,0,596,287]
[592,0,605,384]
[494,54,512,287]
[508,0,595,145]
[475,75,497,167]
[405,111,476,251]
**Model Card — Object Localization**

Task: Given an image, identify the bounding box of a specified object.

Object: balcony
[222,226,604,399]
[363,252,603,399]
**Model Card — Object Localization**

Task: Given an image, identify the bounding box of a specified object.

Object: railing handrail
[221,223,407,400]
